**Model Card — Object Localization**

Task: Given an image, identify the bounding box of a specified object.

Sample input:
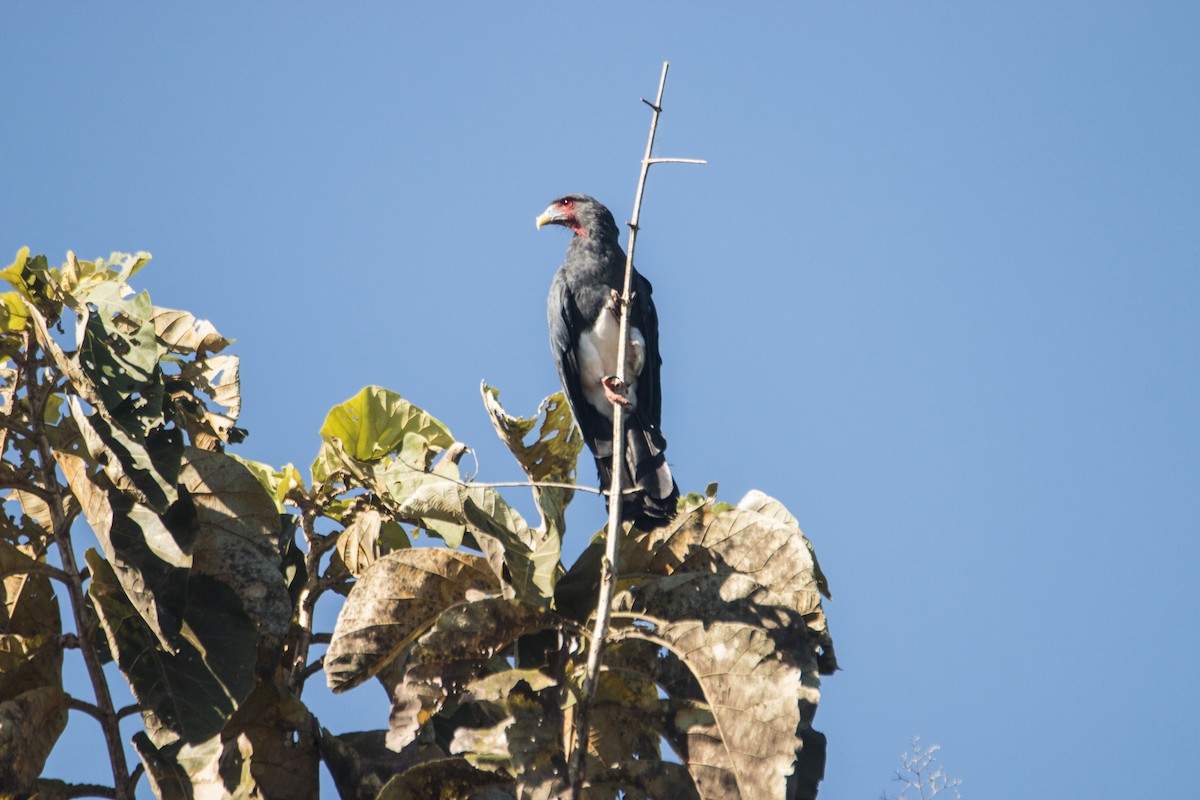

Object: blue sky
[4,4,1198,798]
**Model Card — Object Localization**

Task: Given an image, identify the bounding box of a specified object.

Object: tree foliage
[0,249,837,799]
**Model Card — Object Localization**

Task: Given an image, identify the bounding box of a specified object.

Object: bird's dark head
[535,195,618,240]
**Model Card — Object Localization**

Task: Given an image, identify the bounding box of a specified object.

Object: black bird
[536,194,679,529]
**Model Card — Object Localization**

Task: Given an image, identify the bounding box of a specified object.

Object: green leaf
[461,496,561,603]
[0,292,29,333]
[390,474,558,600]
[320,386,455,463]
[325,549,501,692]
[229,454,304,513]
[80,292,159,398]
[67,395,184,513]
[58,450,189,650]
[87,551,258,747]
[181,447,292,654]
[0,247,31,292]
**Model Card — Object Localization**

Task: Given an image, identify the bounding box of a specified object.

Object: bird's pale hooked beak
[535,205,563,230]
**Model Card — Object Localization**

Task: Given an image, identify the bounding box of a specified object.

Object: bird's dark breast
[563,239,626,321]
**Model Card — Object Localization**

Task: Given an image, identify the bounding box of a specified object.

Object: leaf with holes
[481,384,583,544]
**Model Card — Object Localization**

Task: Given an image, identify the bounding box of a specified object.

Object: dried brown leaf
[325,549,500,692]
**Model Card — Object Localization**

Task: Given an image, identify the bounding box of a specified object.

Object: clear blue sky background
[4,4,1198,798]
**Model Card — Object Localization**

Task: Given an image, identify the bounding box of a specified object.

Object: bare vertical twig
[568,60,704,795]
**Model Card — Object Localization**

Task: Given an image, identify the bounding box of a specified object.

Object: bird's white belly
[577,311,644,419]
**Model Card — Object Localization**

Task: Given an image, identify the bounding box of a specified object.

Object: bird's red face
[536,196,588,237]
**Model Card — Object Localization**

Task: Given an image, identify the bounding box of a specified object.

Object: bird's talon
[607,289,624,318]
[602,376,631,406]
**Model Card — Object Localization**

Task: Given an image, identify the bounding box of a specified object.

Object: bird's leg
[601,375,632,406]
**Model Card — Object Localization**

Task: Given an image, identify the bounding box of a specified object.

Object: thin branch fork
[567,60,703,796]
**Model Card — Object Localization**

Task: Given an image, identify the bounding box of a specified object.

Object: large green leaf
[325,549,501,692]
[68,395,184,513]
[319,386,455,464]
[58,450,189,649]
[76,283,162,413]
[230,454,304,513]
[181,447,291,652]
[132,682,318,800]
[87,551,257,747]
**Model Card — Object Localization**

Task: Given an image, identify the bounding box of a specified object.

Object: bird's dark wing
[631,269,665,435]
[548,272,611,457]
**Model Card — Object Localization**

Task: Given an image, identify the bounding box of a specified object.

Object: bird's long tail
[592,411,679,530]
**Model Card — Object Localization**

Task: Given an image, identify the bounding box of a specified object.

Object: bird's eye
[560,198,573,208]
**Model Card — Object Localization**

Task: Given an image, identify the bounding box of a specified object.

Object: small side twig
[567,60,703,796]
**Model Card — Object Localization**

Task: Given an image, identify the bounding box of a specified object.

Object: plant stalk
[568,60,672,796]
